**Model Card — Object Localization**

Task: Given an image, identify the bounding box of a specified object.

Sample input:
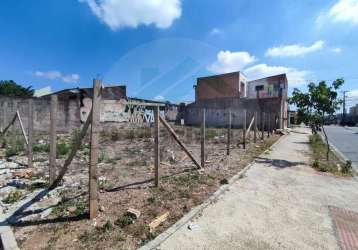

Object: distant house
[186,72,288,128]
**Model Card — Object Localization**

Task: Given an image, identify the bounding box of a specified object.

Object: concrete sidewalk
[155,128,358,250]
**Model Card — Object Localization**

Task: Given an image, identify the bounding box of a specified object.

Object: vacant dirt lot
[0,124,279,249]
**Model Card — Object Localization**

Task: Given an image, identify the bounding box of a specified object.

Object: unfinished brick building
[184,72,288,129]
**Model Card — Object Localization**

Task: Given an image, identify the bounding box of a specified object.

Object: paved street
[324,126,358,170]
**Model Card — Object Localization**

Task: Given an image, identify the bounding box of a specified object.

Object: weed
[5,147,17,157]
[342,160,352,174]
[33,143,49,153]
[99,151,107,163]
[98,177,112,190]
[51,199,86,217]
[2,190,23,204]
[206,129,218,139]
[116,231,125,242]
[220,178,229,185]
[147,196,156,204]
[56,143,71,158]
[308,134,347,175]
[114,215,134,228]
[4,134,25,157]
[101,220,114,232]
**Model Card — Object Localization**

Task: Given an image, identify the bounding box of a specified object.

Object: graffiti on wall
[80,98,165,124]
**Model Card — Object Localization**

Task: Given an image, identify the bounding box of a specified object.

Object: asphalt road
[324,126,358,170]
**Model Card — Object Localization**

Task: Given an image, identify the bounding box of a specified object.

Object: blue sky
[1,0,358,106]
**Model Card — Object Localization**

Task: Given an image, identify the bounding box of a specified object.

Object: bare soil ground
[0,125,279,250]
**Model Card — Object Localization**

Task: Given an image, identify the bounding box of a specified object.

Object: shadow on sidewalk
[255,157,305,169]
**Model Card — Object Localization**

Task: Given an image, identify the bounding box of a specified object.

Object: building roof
[248,73,287,83]
[197,71,244,81]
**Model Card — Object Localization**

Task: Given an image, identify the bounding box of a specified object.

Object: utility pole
[342,91,348,126]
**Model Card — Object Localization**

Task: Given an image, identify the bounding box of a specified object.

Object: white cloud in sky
[154,95,165,101]
[79,0,182,30]
[34,70,80,83]
[244,64,309,87]
[265,40,325,57]
[210,28,222,35]
[348,89,358,98]
[208,50,256,74]
[332,47,342,53]
[208,50,309,86]
[328,0,358,24]
[317,0,358,26]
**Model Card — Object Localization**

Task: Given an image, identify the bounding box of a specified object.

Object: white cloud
[154,95,165,101]
[208,50,256,74]
[317,0,358,26]
[79,0,182,30]
[210,28,222,35]
[332,47,342,53]
[34,70,80,83]
[265,40,325,57]
[328,0,358,24]
[244,64,309,86]
[348,89,358,98]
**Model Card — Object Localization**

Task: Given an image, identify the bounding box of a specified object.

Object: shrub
[33,143,49,153]
[312,160,320,169]
[341,160,352,174]
[114,215,134,228]
[147,196,156,204]
[101,221,114,232]
[5,147,17,157]
[56,143,71,157]
[220,178,229,185]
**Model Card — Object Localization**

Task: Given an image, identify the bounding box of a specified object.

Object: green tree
[289,79,344,160]
[0,80,34,97]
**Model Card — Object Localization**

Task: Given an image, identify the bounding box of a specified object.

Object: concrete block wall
[0,96,81,133]
[183,97,282,129]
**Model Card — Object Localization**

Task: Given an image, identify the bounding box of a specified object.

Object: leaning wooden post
[154,106,160,187]
[243,109,247,149]
[89,79,101,219]
[201,109,206,168]
[254,111,257,143]
[226,110,231,156]
[28,99,34,168]
[49,95,58,184]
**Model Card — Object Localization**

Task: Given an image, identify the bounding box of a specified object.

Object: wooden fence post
[28,99,33,168]
[227,110,231,156]
[49,95,57,184]
[201,109,206,168]
[89,79,101,219]
[154,106,160,187]
[243,109,247,149]
[267,113,271,138]
[261,112,265,141]
[254,112,257,143]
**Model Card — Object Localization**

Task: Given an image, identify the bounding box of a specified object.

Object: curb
[139,133,288,250]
